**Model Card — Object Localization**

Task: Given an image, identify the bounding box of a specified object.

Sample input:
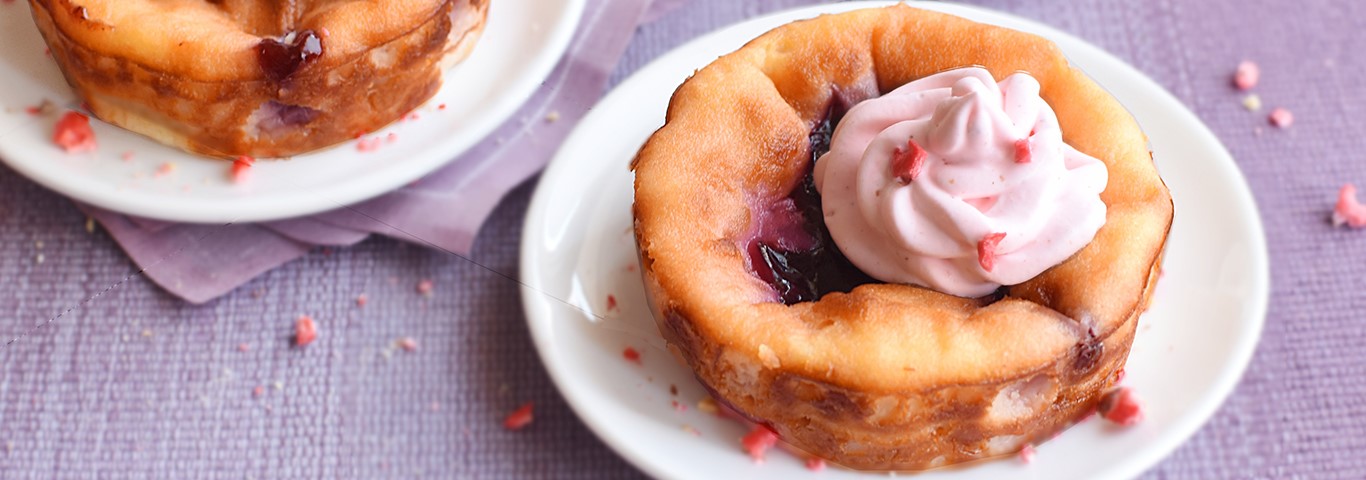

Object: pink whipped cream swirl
[813,68,1108,298]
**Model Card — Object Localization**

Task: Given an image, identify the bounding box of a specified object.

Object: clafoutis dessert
[632,5,1173,471]
[28,0,488,158]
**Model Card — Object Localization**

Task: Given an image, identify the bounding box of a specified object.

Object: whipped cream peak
[813,67,1108,297]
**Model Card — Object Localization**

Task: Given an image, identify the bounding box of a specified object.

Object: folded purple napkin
[79,0,681,304]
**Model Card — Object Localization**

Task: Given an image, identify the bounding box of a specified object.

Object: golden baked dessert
[631,5,1173,471]
[28,0,488,158]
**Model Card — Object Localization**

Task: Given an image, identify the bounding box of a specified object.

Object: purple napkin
[79,0,678,304]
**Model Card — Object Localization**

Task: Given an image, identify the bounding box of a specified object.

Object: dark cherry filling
[745,104,875,305]
[257,30,324,82]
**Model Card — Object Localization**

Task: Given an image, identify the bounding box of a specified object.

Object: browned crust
[631,5,1173,471]
[28,0,489,158]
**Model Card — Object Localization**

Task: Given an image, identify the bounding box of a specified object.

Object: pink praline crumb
[1019,444,1037,464]
[1233,60,1260,90]
[741,426,780,463]
[805,457,827,471]
[1014,137,1032,164]
[1333,183,1366,228]
[1268,107,1293,128]
[53,111,96,153]
[977,232,1007,272]
[357,136,383,152]
[622,347,642,364]
[230,156,254,183]
[503,402,534,430]
[294,315,318,347]
[1098,387,1144,426]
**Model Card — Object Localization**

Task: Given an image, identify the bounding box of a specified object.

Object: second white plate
[521,2,1268,479]
[0,0,583,223]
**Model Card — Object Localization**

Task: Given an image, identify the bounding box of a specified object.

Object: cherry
[743,104,874,305]
[257,30,324,82]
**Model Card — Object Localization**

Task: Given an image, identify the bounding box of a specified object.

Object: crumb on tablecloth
[1233,60,1259,90]
[1269,107,1293,128]
[503,402,535,430]
[295,315,318,347]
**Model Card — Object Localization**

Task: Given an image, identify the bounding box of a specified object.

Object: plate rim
[520,1,1270,479]
[0,0,586,223]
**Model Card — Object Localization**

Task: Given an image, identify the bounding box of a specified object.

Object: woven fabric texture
[1,0,1360,478]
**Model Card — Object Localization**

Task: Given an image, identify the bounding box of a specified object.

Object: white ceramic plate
[521,2,1269,479]
[0,0,584,223]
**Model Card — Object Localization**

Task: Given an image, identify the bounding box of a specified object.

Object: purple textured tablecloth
[0,0,1361,478]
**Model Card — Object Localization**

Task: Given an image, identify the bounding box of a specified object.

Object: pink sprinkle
[416,279,434,295]
[503,402,534,430]
[741,426,780,463]
[237,343,250,352]
[356,294,369,307]
[252,385,265,397]
[230,156,254,184]
[398,337,418,352]
[671,400,687,412]
[294,315,318,347]
[605,294,618,311]
[357,136,383,152]
[1233,60,1260,90]
[1333,183,1366,228]
[977,232,1007,272]
[120,151,134,162]
[1098,387,1144,426]
[1268,107,1293,128]
[52,111,96,153]
[406,112,420,122]
[805,457,827,471]
[1014,137,1032,164]
[623,347,642,364]
[437,103,447,110]
[386,132,398,143]
[1019,444,1037,464]
[154,162,176,177]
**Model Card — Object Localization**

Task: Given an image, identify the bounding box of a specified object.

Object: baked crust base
[29,0,488,158]
[632,5,1173,471]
